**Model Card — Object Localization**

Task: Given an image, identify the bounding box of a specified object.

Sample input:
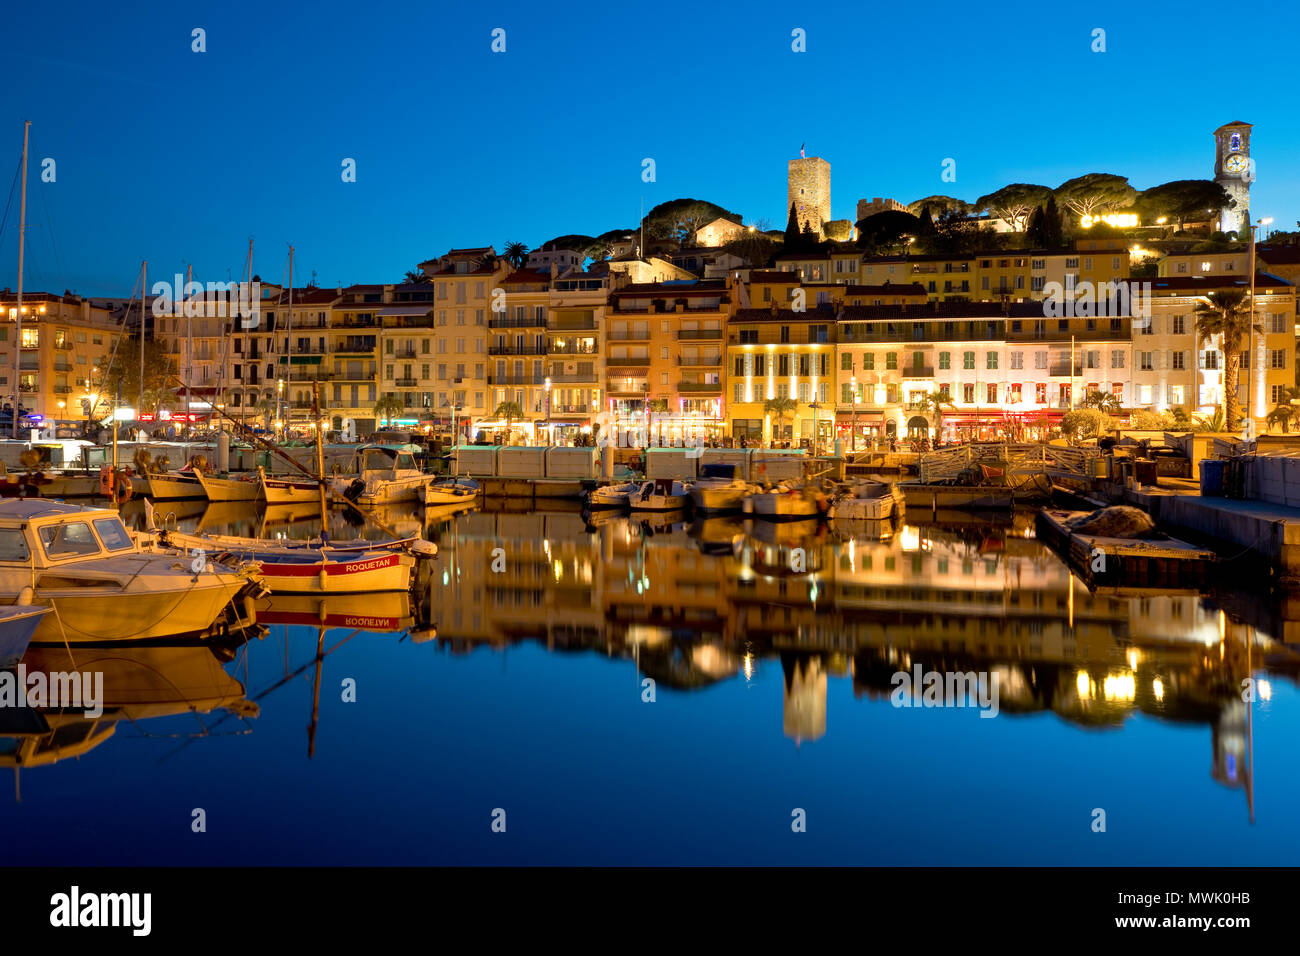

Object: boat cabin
[0,500,137,569]
[354,444,423,480]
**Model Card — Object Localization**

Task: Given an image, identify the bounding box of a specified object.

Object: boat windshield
[38,521,104,559]
[92,517,134,552]
[0,529,30,561]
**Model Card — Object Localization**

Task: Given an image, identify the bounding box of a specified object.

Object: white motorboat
[828,477,904,521]
[194,467,262,502]
[586,481,639,509]
[689,464,752,513]
[746,480,831,521]
[0,500,262,643]
[424,476,479,507]
[331,444,431,507]
[628,478,690,512]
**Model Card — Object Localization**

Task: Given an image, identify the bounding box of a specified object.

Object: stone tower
[1213,121,1252,235]
[788,157,831,239]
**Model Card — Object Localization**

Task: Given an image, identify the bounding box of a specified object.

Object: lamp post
[1246,216,1274,440]
[810,400,820,457]
[850,376,857,452]
[544,376,552,446]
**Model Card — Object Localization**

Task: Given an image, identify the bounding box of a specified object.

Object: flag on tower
[800,142,805,158]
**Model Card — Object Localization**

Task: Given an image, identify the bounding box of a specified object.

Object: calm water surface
[4,497,1298,865]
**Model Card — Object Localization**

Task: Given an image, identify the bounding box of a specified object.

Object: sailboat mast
[11,121,29,439]
[284,245,293,438]
[185,263,193,426]
[242,238,253,428]
[138,260,146,424]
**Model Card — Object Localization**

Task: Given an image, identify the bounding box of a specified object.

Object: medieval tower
[787,156,831,239]
[1213,121,1252,235]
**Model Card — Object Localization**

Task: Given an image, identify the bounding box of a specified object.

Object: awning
[835,411,884,422]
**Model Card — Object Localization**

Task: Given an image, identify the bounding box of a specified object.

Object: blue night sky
[2,0,1298,298]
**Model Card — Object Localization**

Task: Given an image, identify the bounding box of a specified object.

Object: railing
[334,342,374,353]
[548,403,591,414]
[53,363,72,373]
[547,344,597,355]
[394,377,419,387]
[18,384,37,392]
[677,356,722,366]
[544,373,598,384]
[901,365,935,378]
[678,329,723,340]
[391,348,419,358]
[488,316,543,329]
[488,374,545,386]
[489,344,546,355]
[548,317,597,330]
[678,381,722,392]
[53,340,73,350]
[287,369,334,381]
[607,381,649,394]
[53,385,72,394]
[607,330,651,341]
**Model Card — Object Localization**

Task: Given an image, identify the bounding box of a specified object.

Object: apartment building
[726,302,834,445]
[0,291,121,425]
[376,284,438,427]
[490,269,551,439]
[545,269,606,442]
[605,279,729,446]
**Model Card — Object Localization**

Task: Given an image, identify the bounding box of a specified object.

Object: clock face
[1224,154,1247,174]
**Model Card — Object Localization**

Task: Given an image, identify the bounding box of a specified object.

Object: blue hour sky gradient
[2,0,1297,298]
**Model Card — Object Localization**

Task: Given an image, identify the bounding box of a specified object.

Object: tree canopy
[975,184,1053,232]
[855,209,923,249]
[641,199,741,246]
[99,337,177,415]
[1053,173,1137,222]
[1133,180,1233,229]
[907,195,973,219]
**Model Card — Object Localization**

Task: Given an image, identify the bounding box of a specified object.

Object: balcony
[547,343,597,355]
[53,340,73,350]
[549,316,596,331]
[548,403,592,415]
[287,369,334,381]
[677,329,723,340]
[18,383,37,393]
[607,330,650,341]
[608,380,649,395]
[334,342,375,354]
[19,359,39,370]
[1049,364,1083,377]
[394,377,419,387]
[488,374,545,386]
[391,347,419,359]
[489,344,546,356]
[53,385,73,394]
[606,358,650,370]
[677,356,722,366]
[678,381,722,393]
[488,315,543,329]
[545,372,598,384]
[900,366,935,378]
[54,363,72,373]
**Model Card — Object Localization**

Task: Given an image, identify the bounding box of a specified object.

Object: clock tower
[1213,121,1252,235]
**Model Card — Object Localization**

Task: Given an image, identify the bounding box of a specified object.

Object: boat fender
[15,586,34,606]
[319,567,329,591]
[99,465,113,496]
[410,540,437,558]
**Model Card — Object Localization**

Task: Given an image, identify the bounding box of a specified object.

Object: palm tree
[1194,289,1262,432]
[503,241,529,269]
[403,269,431,285]
[494,400,524,444]
[763,396,798,445]
[1266,386,1300,433]
[373,393,405,428]
[1079,389,1121,414]
[914,387,955,435]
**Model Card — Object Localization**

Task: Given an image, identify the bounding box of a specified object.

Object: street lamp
[544,376,552,446]
[850,375,857,453]
[1247,216,1274,439]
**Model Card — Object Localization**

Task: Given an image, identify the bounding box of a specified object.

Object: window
[1273,384,1286,404]
[92,518,133,551]
[1171,351,1185,370]
[39,521,103,558]
[1035,383,1047,404]
[735,383,745,404]
[0,529,29,560]
[1172,315,1186,335]
[863,354,875,371]
[1034,351,1047,370]
[1010,352,1023,370]
[986,352,998,370]
[1272,349,1287,370]
[1202,351,1219,370]
[886,352,897,370]
[1139,352,1153,371]
[1272,313,1288,334]
[962,351,975,370]
[1140,384,1153,404]
[986,384,997,404]
[1008,383,1022,402]
[841,383,852,404]
[939,352,950,370]
[1111,350,1125,369]
[841,353,853,370]
[962,384,975,403]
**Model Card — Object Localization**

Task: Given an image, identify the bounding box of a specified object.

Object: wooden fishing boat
[690,464,752,513]
[146,470,207,500]
[193,467,262,502]
[629,478,690,512]
[745,480,830,521]
[424,476,479,507]
[1036,507,1216,591]
[259,469,325,505]
[828,477,904,521]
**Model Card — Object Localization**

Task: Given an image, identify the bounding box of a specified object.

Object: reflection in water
[14,499,1300,838]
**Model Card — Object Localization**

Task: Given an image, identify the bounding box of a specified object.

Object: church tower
[1213,121,1252,235]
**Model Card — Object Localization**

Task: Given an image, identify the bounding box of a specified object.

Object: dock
[1036,508,1216,591]
[475,477,590,501]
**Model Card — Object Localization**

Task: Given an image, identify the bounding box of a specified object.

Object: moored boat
[0,500,262,643]
[259,469,325,506]
[424,476,479,507]
[690,464,753,513]
[828,477,903,521]
[147,470,207,500]
[194,467,262,502]
[628,478,690,512]
[330,444,431,507]
[745,480,830,521]
[0,605,50,667]
[586,481,639,509]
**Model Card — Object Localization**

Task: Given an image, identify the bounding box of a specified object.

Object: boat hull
[0,606,50,667]
[260,475,324,506]
[148,473,207,500]
[195,470,262,502]
[249,551,415,594]
[691,486,748,513]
